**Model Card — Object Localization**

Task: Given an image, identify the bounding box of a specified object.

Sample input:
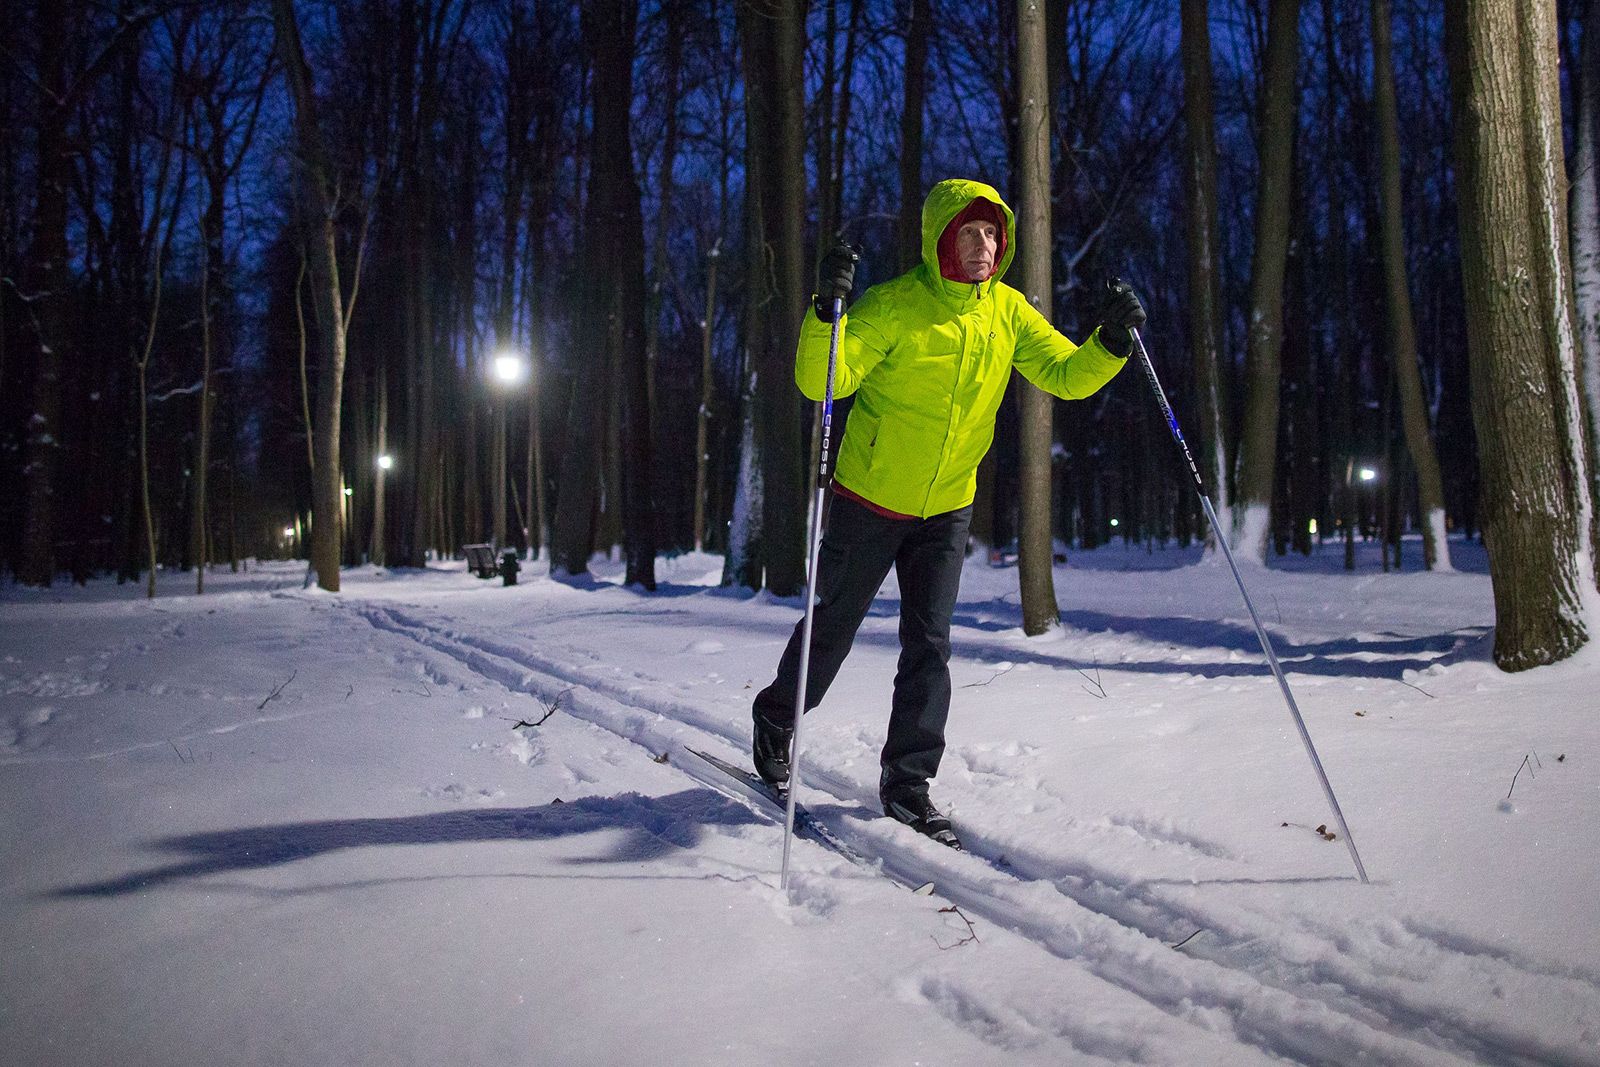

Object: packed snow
[2,538,1598,1066]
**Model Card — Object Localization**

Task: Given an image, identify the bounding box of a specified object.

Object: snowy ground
[2,538,1598,1066]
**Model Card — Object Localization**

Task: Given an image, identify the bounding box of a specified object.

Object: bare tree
[737,0,808,596]
[1015,0,1058,636]
[179,7,271,592]
[1446,0,1596,668]
[16,1,150,585]
[272,0,348,593]
[1370,0,1450,571]
[1181,0,1229,549]
[897,0,931,273]
[1232,0,1301,563]
[552,0,656,589]
[1572,0,1600,525]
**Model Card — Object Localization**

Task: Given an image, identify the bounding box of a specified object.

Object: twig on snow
[1169,929,1204,950]
[1507,755,1534,800]
[513,687,573,729]
[1397,678,1435,699]
[258,670,297,710]
[932,905,980,950]
[1076,660,1106,699]
[961,663,1016,689]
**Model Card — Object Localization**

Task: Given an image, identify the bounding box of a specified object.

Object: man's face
[956,220,999,281]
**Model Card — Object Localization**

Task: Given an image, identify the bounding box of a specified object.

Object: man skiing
[752,177,1145,849]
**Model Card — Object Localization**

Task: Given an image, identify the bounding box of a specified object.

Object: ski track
[348,598,1600,1067]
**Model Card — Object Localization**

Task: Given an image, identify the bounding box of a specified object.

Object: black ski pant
[752,492,973,797]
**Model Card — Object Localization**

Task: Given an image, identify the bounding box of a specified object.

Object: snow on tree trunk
[1371,0,1452,572]
[738,0,807,598]
[1232,0,1300,566]
[722,370,763,590]
[1181,0,1230,552]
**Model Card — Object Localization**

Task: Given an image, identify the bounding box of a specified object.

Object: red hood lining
[935,198,1007,283]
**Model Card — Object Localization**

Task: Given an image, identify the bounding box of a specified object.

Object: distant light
[1358,467,1378,482]
[493,350,529,385]
[343,487,353,497]
[1308,518,1319,536]
[376,454,394,471]
[1109,518,1120,528]
[283,526,295,537]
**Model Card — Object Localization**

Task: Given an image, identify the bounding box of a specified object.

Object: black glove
[813,241,859,323]
[1093,277,1147,357]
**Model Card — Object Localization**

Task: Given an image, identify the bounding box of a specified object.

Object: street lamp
[493,350,529,386]
[376,453,394,471]
[491,349,530,549]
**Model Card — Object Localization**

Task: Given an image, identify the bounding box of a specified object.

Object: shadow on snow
[52,788,762,898]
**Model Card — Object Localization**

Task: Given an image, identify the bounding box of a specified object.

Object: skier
[752,178,1146,849]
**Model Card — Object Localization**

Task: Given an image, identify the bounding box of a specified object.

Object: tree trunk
[553,0,655,587]
[1446,0,1594,669]
[1371,0,1451,570]
[1232,0,1301,563]
[192,249,214,593]
[695,242,720,552]
[644,0,686,422]
[1572,0,1600,535]
[17,0,73,586]
[1015,0,1058,635]
[739,0,808,596]
[294,253,315,477]
[273,0,348,592]
[897,0,931,272]
[722,364,764,589]
[371,361,388,567]
[1180,0,1230,547]
[825,0,864,244]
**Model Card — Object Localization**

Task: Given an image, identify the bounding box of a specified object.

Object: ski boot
[881,786,963,851]
[752,713,794,791]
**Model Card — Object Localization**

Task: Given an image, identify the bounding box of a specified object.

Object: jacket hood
[920,178,1017,295]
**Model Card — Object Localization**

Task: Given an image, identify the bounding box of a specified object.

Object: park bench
[462,542,521,585]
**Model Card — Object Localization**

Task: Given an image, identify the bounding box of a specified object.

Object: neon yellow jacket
[795,178,1128,518]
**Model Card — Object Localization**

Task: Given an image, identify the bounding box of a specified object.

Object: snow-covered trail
[3,546,1597,1066]
[345,567,1599,1067]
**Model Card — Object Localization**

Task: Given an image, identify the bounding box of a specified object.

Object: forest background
[2,0,1597,671]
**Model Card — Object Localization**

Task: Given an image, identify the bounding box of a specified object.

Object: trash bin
[499,548,520,586]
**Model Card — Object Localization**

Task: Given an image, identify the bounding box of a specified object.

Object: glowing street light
[493,350,529,385]
[376,453,394,471]
[490,348,531,549]
[283,526,295,538]
[1358,467,1378,483]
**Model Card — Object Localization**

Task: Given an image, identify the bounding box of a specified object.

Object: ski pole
[1129,323,1370,885]
[782,292,846,891]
